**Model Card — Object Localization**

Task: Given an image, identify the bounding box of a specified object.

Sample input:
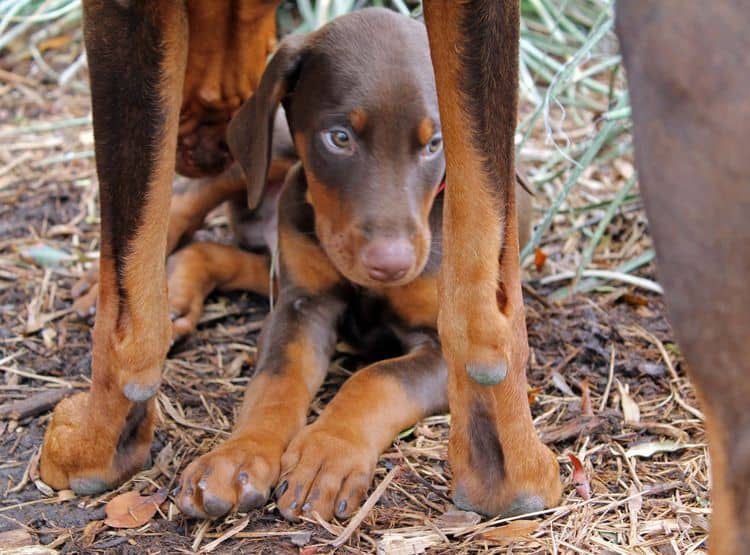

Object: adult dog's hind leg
[424,1,561,516]
[617,3,750,553]
[40,0,186,494]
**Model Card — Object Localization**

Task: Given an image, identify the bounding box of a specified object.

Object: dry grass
[0,2,711,554]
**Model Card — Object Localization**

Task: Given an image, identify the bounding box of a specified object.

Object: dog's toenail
[302,502,311,512]
[275,480,288,498]
[337,500,347,516]
[239,471,249,484]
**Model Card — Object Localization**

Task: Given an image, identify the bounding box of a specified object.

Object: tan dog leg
[40,1,187,493]
[176,290,345,518]
[424,1,561,516]
[617,3,750,552]
[276,333,448,521]
[167,241,271,337]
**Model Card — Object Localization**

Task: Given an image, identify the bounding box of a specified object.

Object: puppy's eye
[423,134,443,156]
[323,128,354,153]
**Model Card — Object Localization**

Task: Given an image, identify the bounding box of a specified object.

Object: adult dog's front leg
[176,291,345,518]
[40,1,186,493]
[424,1,561,516]
[276,332,448,521]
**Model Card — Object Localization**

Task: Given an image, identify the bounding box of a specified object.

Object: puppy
[168,8,529,521]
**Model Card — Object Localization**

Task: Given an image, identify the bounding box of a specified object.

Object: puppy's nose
[361,238,415,282]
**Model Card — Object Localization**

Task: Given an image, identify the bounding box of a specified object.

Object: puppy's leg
[167,172,245,254]
[167,241,271,337]
[424,2,561,516]
[40,1,187,493]
[617,4,750,553]
[276,331,448,522]
[176,290,345,518]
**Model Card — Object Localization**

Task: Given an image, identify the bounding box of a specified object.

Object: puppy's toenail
[203,492,232,517]
[238,471,249,484]
[302,502,311,512]
[275,480,288,498]
[337,500,347,516]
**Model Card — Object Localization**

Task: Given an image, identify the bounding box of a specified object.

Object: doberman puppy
[37,1,749,552]
[171,9,546,521]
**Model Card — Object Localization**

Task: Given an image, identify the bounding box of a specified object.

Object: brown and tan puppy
[166,9,554,522]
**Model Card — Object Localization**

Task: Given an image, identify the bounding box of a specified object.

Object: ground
[0,12,710,555]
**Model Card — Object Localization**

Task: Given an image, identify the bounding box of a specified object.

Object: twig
[330,464,401,548]
[598,344,615,411]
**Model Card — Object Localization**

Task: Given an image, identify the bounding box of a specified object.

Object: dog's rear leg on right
[424,1,561,516]
[617,3,750,553]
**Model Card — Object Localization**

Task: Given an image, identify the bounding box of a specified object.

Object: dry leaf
[434,509,481,530]
[0,529,35,548]
[82,520,105,547]
[104,489,167,529]
[617,379,640,423]
[579,379,593,416]
[567,453,591,500]
[551,371,575,397]
[480,520,540,542]
[625,440,684,459]
[527,386,542,405]
[619,293,648,306]
[534,248,547,272]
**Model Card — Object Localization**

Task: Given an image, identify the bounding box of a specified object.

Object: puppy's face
[289,15,445,288]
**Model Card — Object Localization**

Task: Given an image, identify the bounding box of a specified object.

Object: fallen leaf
[625,440,685,459]
[33,479,54,497]
[527,386,542,405]
[579,379,593,416]
[534,248,547,272]
[480,520,540,542]
[0,529,34,548]
[551,371,575,397]
[290,531,313,547]
[617,379,640,423]
[567,453,591,500]
[619,293,648,306]
[105,489,167,529]
[82,520,105,547]
[20,244,72,268]
[57,489,76,502]
[377,533,442,555]
[154,442,175,478]
[434,509,481,530]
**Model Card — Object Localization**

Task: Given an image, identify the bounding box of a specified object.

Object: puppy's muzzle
[360,237,416,282]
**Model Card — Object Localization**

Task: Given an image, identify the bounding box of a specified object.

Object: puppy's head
[228,8,445,288]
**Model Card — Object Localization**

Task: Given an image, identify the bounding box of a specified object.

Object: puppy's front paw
[276,423,376,522]
[176,436,283,519]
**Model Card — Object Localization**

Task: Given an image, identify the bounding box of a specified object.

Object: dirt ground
[0,24,710,555]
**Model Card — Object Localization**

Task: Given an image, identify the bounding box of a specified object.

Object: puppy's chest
[339,276,438,354]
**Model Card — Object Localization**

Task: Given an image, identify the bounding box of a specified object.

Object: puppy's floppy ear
[227,33,308,209]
